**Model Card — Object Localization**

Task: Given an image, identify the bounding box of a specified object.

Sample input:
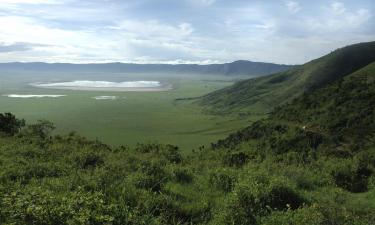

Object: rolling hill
[199,41,375,114]
[213,60,375,150]
[0,60,292,76]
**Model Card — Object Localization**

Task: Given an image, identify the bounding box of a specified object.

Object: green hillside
[1,42,375,224]
[199,41,375,115]
[214,61,375,150]
[1,58,375,224]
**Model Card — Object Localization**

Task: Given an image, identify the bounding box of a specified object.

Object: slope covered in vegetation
[0,115,374,224]
[208,60,375,223]
[1,61,375,224]
[199,41,375,115]
[1,43,375,224]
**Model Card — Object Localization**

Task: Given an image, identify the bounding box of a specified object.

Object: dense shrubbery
[0,107,374,224]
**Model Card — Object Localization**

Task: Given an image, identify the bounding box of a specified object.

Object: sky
[0,0,374,64]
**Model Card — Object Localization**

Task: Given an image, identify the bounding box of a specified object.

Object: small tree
[26,120,56,139]
[0,113,25,135]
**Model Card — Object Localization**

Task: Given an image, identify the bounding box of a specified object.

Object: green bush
[133,161,169,192]
[260,205,324,225]
[223,151,248,167]
[75,150,105,169]
[331,160,372,193]
[209,170,236,192]
[217,174,306,224]
[1,187,115,225]
[0,113,25,136]
[172,168,193,184]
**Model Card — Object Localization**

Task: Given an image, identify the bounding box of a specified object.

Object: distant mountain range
[199,41,375,114]
[0,60,292,76]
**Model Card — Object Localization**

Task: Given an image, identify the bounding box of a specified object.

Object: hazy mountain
[0,60,292,76]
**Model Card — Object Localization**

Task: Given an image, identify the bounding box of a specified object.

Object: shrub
[75,151,105,169]
[173,168,193,184]
[331,161,372,193]
[223,151,248,167]
[0,113,25,135]
[209,170,236,192]
[0,187,115,225]
[162,145,182,164]
[260,205,324,225]
[217,174,306,224]
[24,120,55,139]
[133,161,169,192]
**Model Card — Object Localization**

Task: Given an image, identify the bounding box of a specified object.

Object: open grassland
[0,72,254,150]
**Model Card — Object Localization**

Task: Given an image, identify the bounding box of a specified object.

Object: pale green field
[0,72,255,151]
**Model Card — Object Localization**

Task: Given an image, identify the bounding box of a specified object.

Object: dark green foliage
[134,161,169,192]
[172,168,193,184]
[23,119,56,139]
[209,170,236,192]
[223,151,249,167]
[214,61,375,158]
[0,112,25,135]
[136,143,182,164]
[0,110,374,224]
[260,206,324,225]
[331,161,372,193]
[1,187,116,225]
[216,175,306,224]
[75,150,105,169]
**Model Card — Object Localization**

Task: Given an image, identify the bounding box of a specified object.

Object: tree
[0,113,25,135]
[26,120,56,139]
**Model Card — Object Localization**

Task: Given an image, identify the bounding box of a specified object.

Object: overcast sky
[0,0,374,64]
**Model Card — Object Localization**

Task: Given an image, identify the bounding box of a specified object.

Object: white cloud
[111,20,194,39]
[331,1,346,15]
[0,0,58,4]
[0,0,60,10]
[0,0,373,64]
[190,0,216,6]
[286,1,301,13]
[305,3,371,33]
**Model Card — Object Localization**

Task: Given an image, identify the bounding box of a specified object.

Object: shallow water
[92,96,118,100]
[3,94,66,98]
[30,80,172,92]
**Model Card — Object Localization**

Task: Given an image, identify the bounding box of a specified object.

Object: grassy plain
[0,72,255,150]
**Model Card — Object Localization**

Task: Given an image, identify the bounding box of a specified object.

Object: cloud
[0,42,44,52]
[110,20,194,39]
[0,0,58,4]
[331,1,346,15]
[0,0,373,64]
[285,1,301,13]
[305,2,372,33]
[194,0,216,6]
